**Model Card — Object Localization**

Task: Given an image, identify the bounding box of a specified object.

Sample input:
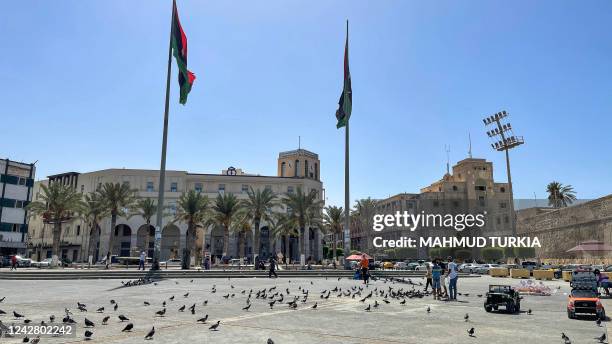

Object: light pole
[483,110,525,236]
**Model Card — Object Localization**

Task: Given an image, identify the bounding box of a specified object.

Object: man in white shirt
[447,256,458,300]
[139,251,146,271]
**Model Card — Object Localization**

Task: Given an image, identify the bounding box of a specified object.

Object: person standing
[425,264,433,291]
[138,251,146,271]
[10,255,17,271]
[359,254,369,284]
[268,256,278,278]
[431,260,442,300]
[448,256,459,300]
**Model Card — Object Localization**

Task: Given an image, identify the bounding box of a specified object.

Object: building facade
[0,158,36,256]
[350,158,514,258]
[28,149,324,263]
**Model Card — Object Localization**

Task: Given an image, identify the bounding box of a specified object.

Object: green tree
[353,198,377,252]
[174,190,210,269]
[241,187,276,262]
[98,182,137,258]
[546,181,577,208]
[130,197,158,257]
[323,205,344,263]
[280,188,323,263]
[207,193,242,259]
[83,192,108,263]
[482,247,504,262]
[27,183,85,267]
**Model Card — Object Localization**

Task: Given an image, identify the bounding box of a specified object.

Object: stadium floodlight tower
[483,110,524,236]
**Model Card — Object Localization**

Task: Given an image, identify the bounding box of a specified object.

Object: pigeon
[145,326,155,340]
[312,302,318,309]
[121,323,134,332]
[596,333,606,343]
[178,305,185,312]
[84,318,95,327]
[110,299,116,304]
[84,330,93,340]
[203,300,208,306]
[169,296,175,301]
[0,309,6,315]
[144,301,150,306]
[113,304,118,311]
[184,293,189,298]
[197,315,208,323]
[267,338,275,344]
[365,304,371,312]
[373,300,380,308]
[464,313,469,322]
[467,328,475,337]
[155,308,166,317]
[209,320,220,331]
[30,336,40,344]
[118,314,129,322]
[14,311,24,318]
[96,307,104,313]
[23,336,30,342]
[102,316,110,325]
[527,308,532,315]
[0,297,5,303]
[50,315,55,323]
[427,306,431,313]
[242,304,251,311]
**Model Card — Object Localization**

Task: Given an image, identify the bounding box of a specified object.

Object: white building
[28,149,324,264]
[0,158,36,256]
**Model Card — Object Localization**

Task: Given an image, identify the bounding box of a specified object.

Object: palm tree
[281,188,323,263]
[98,182,136,258]
[241,187,276,262]
[546,181,577,208]
[174,190,210,269]
[354,198,377,252]
[207,193,242,259]
[270,213,298,265]
[323,205,344,263]
[26,183,85,267]
[130,198,158,257]
[83,192,108,264]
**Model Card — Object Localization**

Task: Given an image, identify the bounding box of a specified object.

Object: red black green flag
[335,21,352,129]
[172,0,195,105]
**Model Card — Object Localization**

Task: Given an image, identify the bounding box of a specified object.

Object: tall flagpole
[152,0,175,271]
[343,20,351,257]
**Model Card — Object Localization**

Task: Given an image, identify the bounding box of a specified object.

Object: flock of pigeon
[0,276,608,343]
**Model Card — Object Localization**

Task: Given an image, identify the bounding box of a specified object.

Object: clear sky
[2,1,611,207]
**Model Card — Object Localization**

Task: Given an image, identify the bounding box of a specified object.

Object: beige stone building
[351,158,515,258]
[27,149,324,264]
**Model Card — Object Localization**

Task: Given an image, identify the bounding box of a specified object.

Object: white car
[394,262,407,270]
[459,263,482,274]
[475,264,499,274]
[415,262,433,271]
[30,260,51,268]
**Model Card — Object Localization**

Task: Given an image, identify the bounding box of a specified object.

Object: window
[500,187,506,193]
[12,224,20,232]
[478,196,485,207]
[504,215,510,223]
[171,182,178,192]
[281,162,286,177]
[242,184,249,193]
[146,182,154,192]
[314,163,318,180]
[452,185,458,191]
[294,160,300,177]
[304,160,309,178]
[287,186,294,194]
[475,185,486,191]
[80,185,84,193]
[218,184,225,193]
[195,183,202,193]
[496,217,501,225]
[77,225,81,236]
[433,201,439,207]
[499,202,507,209]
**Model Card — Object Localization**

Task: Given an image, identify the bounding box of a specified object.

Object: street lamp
[483,110,524,236]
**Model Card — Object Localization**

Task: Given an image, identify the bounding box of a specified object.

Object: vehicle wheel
[485,305,492,312]
[567,310,574,319]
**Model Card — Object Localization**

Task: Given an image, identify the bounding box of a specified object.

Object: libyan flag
[335,22,352,129]
[172,0,195,105]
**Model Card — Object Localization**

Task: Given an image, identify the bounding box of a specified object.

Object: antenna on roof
[298,135,301,150]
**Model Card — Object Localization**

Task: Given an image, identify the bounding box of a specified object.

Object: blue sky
[2,1,611,207]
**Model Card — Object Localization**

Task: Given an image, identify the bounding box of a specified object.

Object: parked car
[459,263,481,274]
[160,258,181,266]
[500,264,519,270]
[394,262,407,270]
[382,261,395,269]
[476,264,500,274]
[520,261,538,273]
[406,262,420,270]
[12,255,31,267]
[30,259,50,268]
[415,262,433,271]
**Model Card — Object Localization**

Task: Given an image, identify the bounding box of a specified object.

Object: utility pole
[483,110,525,237]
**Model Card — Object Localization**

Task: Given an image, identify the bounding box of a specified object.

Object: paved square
[0,275,609,343]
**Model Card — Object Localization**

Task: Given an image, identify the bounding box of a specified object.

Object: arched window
[304,160,309,178]
[281,162,286,177]
[294,160,300,177]
[314,163,318,180]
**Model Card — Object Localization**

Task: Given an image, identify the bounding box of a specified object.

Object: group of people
[425,257,459,300]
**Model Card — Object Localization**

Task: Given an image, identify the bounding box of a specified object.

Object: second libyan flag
[172,0,195,105]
